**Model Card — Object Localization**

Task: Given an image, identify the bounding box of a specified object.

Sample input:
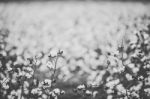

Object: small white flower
[11,79,16,84]
[25,73,32,78]
[144,88,150,94]
[53,88,61,95]
[31,88,42,95]
[106,79,120,88]
[24,67,34,75]
[77,84,85,90]
[3,83,9,89]
[138,76,144,80]
[49,91,57,99]
[40,79,52,88]
[7,67,13,71]
[24,81,29,88]
[126,73,133,81]
[93,91,98,98]
[11,90,18,96]
[42,94,47,99]
[85,90,92,95]
[89,82,99,88]
[44,79,52,85]
[24,88,29,95]
[61,90,65,94]
[46,61,55,69]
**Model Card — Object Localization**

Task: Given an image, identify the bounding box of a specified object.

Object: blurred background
[0,0,150,98]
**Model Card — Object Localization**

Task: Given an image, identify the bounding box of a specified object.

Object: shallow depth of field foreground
[0,1,150,99]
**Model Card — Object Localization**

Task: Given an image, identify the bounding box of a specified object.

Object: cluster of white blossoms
[7,90,19,99]
[23,67,34,78]
[31,88,42,95]
[16,67,34,79]
[75,84,99,98]
[40,79,52,89]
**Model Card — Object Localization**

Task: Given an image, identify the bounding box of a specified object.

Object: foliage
[0,3,150,98]
[0,29,65,99]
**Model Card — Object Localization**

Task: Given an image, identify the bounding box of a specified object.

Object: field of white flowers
[0,1,150,99]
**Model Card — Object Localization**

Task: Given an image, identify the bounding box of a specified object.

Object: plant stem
[51,56,59,81]
[20,78,24,99]
[126,89,129,99]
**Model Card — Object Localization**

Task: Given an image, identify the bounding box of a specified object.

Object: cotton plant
[0,32,65,99]
[103,24,150,99]
[72,24,150,99]
[73,84,98,99]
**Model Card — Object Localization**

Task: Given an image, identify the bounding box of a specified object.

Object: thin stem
[125,89,129,99]
[51,56,59,81]
[20,82,23,99]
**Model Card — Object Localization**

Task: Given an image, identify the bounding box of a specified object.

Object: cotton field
[0,1,150,99]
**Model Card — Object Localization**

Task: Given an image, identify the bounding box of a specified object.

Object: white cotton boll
[26,67,34,73]
[131,91,139,98]
[85,90,92,95]
[107,89,113,94]
[18,71,25,77]
[113,50,120,56]
[40,79,52,89]
[50,92,57,98]
[7,67,13,71]
[132,67,139,73]
[144,88,150,95]
[138,76,144,80]
[31,88,42,95]
[107,95,113,99]
[106,79,120,88]
[60,90,65,95]
[42,94,47,99]
[93,91,98,98]
[11,90,17,96]
[88,81,100,88]
[25,73,32,78]
[128,63,135,68]
[46,61,55,70]
[130,83,142,91]
[53,88,61,95]
[77,84,85,90]
[144,64,150,69]
[44,79,52,85]
[7,95,12,99]
[24,88,29,95]
[11,79,16,84]
[116,84,126,94]
[126,73,133,81]
[143,33,149,39]
[31,88,38,95]
[3,83,9,89]
[24,81,29,88]
[113,66,125,73]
